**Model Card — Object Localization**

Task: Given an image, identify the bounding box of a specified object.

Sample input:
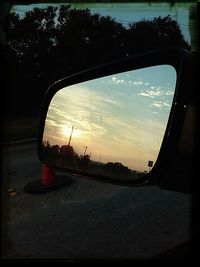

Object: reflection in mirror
[41,65,176,182]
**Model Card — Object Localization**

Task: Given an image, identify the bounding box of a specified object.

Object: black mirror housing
[37,47,197,193]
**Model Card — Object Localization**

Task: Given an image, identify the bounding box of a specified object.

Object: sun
[61,125,81,139]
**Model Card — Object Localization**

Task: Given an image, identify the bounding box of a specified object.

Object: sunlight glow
[61,125,81,139]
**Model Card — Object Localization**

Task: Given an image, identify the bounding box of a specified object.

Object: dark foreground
[1,142,192,260]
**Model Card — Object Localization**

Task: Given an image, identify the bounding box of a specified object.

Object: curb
[2,138,38,147]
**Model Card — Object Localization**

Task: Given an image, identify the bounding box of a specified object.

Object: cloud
[133,81,144,85]
[165,90,174,96]
[111,76,150,87]
[152,102,163,108]
[45,84,127,142]
[112,76,125,84]
[138,88,174,98]
[151,101,171,109]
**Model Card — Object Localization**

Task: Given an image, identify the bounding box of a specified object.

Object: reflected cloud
[138,86,174,98]
[151,101,171,109]
[111,76,150,87]
[133,81,144,85]
[112,76,125,84]
[138,88,174,98]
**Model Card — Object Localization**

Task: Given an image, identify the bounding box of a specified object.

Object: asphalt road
[1,142,192,260]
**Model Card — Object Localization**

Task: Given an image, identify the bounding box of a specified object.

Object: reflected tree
[60,144,75,165]
[41,141,145,180]
[78,154,91,170]
[41,141,60,164]
[104,162,132,177]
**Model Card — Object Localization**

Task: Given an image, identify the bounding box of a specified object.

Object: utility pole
[148,160,153,173]
[67,125,74,146]
[83,146,88,156]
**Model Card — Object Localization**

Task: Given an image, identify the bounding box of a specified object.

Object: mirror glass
[41,65,176,181]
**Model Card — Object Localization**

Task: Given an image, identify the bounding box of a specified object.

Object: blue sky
[43,65,176,172]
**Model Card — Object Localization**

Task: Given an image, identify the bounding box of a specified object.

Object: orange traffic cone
[24,164,72,194]
[41,164,55,186]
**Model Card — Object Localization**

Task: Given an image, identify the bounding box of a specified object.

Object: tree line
[2,5,190,118]
[41,140,144,180]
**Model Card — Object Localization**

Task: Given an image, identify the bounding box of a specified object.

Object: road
[1,142,192,260]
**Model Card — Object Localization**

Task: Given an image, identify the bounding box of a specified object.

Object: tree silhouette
[54,5,126,76]
[2,5,190,118]
[60,144,75,166]
[125,15,190,54]
[78,154,91,170]
[41,141,91,169]
[105,162,132,177]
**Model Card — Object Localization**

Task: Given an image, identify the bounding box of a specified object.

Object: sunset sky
[43,65,176,172]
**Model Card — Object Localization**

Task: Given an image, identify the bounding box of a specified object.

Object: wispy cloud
[111,75,150,87]
[138,88,174,98]
[132,81,144,85]
[46,85,125,142]
[151,101,171,109]
[112,76,125,84]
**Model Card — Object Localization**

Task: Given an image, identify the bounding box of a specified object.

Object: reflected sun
[61,125,81,138]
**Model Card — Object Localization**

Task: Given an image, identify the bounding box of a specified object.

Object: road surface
[1,142,192,260]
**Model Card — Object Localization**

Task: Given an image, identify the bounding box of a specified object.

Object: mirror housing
[37,48,197,192]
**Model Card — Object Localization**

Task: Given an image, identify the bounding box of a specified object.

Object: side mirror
[37,48,197,189]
